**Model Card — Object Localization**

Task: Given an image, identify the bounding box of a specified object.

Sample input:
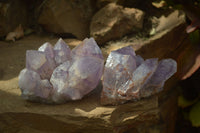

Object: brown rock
[0,78,177,133]
[90,3,145,44]
[38,0,96,40]
[150,10,185,36]
[5,24,24,41]
[96,0,118,9]
[0,1,27,37]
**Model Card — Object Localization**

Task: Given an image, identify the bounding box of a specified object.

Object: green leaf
[24,28,34,36]
[178,95,197,108]
[189,29,200,44]
[173,4,183,10]
[189,101,200,127]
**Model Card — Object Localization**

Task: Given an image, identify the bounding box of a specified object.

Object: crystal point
[54,38,71,65]
[38,42,54,59]
[71,37,104,59]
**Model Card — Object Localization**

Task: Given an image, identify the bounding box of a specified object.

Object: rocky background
[0,0,181,44]
[0,0,200,133]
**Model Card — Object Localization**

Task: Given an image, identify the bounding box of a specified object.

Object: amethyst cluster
[101,46,177,105]
[18,38,104,103]
[18,38,177,105]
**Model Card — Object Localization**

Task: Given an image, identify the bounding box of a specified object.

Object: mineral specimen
[101,46,177,105]
[19,38,104,103]
[54,39,71,65]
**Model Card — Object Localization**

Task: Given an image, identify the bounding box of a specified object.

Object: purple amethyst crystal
[19,37,104,103]
[71,38,104,59]
[54,38,71,65]
[26,50,56,79]
[101,46,177,105]
[38,42,54,59]
[18,69,52,100]
[139,59,177,98]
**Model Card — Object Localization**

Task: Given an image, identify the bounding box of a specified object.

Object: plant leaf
[189,29,200,44]
[178,95,197,108]
[189,100,200,127]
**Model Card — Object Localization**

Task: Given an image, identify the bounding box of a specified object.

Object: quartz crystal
[101,46,177,105]
[19,38,104,103]
[54,38,71,65]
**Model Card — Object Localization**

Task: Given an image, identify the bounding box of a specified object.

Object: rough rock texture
[0,0,27,37]
[19,38,104,103]
[101,46,177,105]
[96,0,118,9]
[150,10,185,36]
[38,0,96,39]
[0,86,178,133]
[90,3,145,44]
[1,12,200,133]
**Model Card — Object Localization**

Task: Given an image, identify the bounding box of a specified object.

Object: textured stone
[101,46,177,105]
[38,0,96,39]
[150,10,185,36]
[90,3,145,44]
[96,0,117,9]
[0,0,27,37]
[5,24,24,41]
[19,37,104,103]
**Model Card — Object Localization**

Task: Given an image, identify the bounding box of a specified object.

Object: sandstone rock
[150,10,185,36]
[0,86,178,133]
[96,0,118,9]
[117,0,143,7]
[38,0,96,40]
[0,1,27,37]
[101,10,186,56]
[90,3,145,44]
[5,24,24,41]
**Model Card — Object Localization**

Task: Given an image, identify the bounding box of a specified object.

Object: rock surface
[96,0,117,9]
[38,0,96,39]
[0,0,27,37]
[150,10,185,36]
[90,3,145,44]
